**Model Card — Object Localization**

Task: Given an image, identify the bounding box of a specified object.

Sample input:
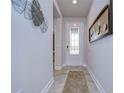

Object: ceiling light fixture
[72,0,77,4]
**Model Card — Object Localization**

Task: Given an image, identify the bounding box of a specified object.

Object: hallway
[48,66,100,93]
[11,0,113,93]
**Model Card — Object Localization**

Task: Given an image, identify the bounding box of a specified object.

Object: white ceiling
[55,0,92,17]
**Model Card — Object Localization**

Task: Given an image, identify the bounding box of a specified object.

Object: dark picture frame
[89,1,113,43]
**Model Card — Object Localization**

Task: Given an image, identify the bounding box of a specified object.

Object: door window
[69,27,79,55]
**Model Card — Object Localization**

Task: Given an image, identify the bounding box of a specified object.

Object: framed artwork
[89,3,113,43]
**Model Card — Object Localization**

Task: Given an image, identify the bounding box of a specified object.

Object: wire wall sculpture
[31,0,48,33]
[24,0,32,20]
[11,0,27,14]
[11,0,48,33]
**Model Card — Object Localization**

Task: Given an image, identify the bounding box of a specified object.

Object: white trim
[40,78,54,93]
[83,64,87,67]
[87,66,106,93]
[62,64,67,67]
[55,65,62,70]
[16,88,23,93]
[62,64,87,67]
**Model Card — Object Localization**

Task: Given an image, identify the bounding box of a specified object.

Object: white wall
[62,17,87,66]
[11,0,53,93]
[54,18,63,70]
[86,0,113,93]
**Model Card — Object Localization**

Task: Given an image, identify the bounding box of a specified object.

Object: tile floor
[48,66,100,93]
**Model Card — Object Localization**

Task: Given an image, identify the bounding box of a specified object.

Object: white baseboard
[83,64,87,67]
[62,64,66,67]
[87,67,106,93]
[40,78,54,93]
[55,65,62,70]
[62,64,87,67]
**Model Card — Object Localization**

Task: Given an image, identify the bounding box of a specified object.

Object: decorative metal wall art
[89,3,113,43]
[24,0,32,20]
[11,0,27,14]
[11,0,48,33]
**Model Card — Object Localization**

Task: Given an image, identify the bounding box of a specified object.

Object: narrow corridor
[11,0,113,93]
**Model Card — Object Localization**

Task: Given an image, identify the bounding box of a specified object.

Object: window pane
[70,41,74,46]
[75,34,79,40]
[75,41,79,46]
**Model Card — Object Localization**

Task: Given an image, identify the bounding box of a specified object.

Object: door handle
[67,45,69,48]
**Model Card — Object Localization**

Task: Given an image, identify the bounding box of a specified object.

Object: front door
[64,22,84,66]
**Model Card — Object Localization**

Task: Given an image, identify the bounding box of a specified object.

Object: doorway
[53,31,55,73]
